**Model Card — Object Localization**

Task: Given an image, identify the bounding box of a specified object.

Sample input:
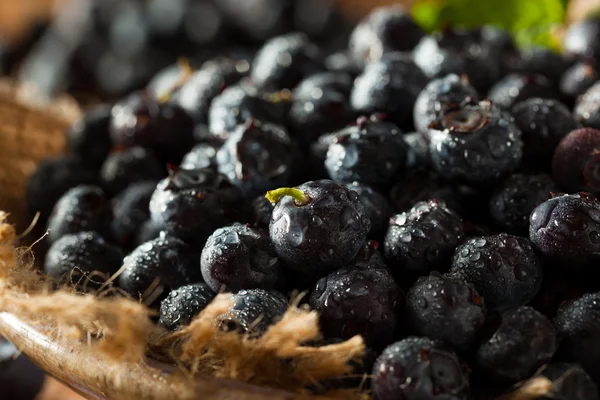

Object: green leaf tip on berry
[265,187,311,206]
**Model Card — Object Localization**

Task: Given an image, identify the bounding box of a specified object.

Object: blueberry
[66,104,113,167]
[309,261,402,349]
[407,272,486,352]
[487,74,558,110]
[44,231,124,288]
[413,28,503,92]
[134,220,163,247]
[289,72,354,147]
[476,306,556,382]
[372,337,470,400]
[100,147,165,195]
[208,82,288,141]
[159,283,216,331]
[110,91,195,164]
[552,128,600,194]
[149,168,241,245]
[345,182,393,239]
[325,115,406,190]
[554,292,600,381]
[530,193,600,266]
[216,289,288,335]
[26,156,98,226]
[180,142,219,170]
[111,181,156,248]
[539,363,599,400]
[512,98,579,166]
[267,180,370,275]
[451,234,543,311]
[384,200,463,276]
[515,47,567,82]
[428,100,523,185]
[118,233,202,300]
[489,173,557,234]
[201,223,282,292]
[251,33,321,91]
[348,5,424,65]
[403,132,430,170]
[560,60,599,102]
[216,120,299,198]
[244,195,274,230]
[389,171,463,215]
[175,58,248,123]
[564,17,600,59]
[351,52,428,129]
[574,81,600,130]
[413,74,478,137]
[47,185,112,244]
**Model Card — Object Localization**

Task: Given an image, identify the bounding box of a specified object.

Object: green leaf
[410,0,567,50]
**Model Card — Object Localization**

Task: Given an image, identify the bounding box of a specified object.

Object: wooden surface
[0,312,302,400]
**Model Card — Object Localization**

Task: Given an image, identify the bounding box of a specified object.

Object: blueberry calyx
[265,187,311,206]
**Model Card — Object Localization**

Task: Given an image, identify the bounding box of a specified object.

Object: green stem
[265,187,310,206]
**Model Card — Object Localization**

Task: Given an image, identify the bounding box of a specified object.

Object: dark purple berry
[325,115,406,190]
[26,156,98,226]
[389,171,463,215]
[309,262,402,349]
[487,74,558,110]
[47,185,112,244]
[530,193,600,267]
[407,272,486,351]
[574,81,600,130]
[44,231,124,288]
[516,47,567,82]
[351,52,428,128]
[251,33,321,91]
[216,120,298,198]
[159,283,216,331]
[384,200,463,275]
[244,195,274,230]
[208,83,288,141]
[512,98,579,166]
[268,180,370,275]
[118,233,202,300]
[100,147,165,195]
[476,306,556,382]
[216,289,288,335]
[66,104,113,167]
[109,91,195,165]
[428,100,523,185]
[348,5,424,65]
[489,173,557,234]
[134,220,163,247]
[179,142,219,170]
[201,223,282,292]
[111,181,156,248]
[345,182,393,238]
[372,337,470,400]
[289,72,354,147]
[564,17,600,59]
[560,60,599,101]
[554,292,600,381]
[413,28,503,92]
[403,132,430,170]
[413,74,478,137]
[451,234,543,311]
[149,168,241,245]
[175,58,248,123]
[552,128,600,194]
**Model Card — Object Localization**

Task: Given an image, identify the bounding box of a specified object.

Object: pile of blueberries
[23,3,600,399]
